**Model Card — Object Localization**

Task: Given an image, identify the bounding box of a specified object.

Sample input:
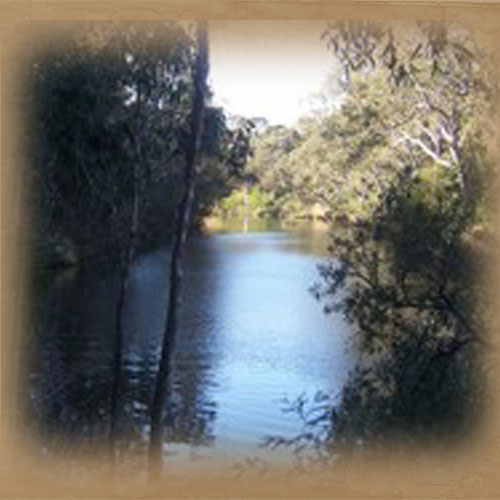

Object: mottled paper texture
[2,3,500,498]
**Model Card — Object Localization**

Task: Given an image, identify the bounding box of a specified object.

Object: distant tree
[249,116,270,133]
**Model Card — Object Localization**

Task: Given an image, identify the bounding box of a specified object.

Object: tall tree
[148,21,209,476]
[314,21,495,446]
[108,82,144,461]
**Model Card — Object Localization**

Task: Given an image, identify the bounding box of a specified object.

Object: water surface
[28,220,351,468]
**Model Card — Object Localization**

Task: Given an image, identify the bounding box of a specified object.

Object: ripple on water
[30,223,352,467]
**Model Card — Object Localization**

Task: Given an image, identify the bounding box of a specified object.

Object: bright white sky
[208,21,339,127]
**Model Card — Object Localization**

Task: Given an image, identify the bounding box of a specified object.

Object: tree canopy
[29,22,251,266]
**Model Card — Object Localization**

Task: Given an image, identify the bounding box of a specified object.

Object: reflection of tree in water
[167,353,217,446]
[27,257,218,457]
[162,242,223,447]
[28,270,115,453]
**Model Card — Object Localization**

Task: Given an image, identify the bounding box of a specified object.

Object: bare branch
[394,131,452,167]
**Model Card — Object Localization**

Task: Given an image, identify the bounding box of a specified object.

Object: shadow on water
[26,220,351,467]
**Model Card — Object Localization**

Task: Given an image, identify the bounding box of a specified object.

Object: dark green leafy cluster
[29,23,250,267]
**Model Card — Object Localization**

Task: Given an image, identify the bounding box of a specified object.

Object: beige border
[2,3,500,498]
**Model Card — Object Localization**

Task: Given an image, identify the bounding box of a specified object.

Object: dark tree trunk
[148,21,209,477]
[109,86,143,461]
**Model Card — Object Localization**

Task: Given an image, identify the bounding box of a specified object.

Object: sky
[208,21,340,127]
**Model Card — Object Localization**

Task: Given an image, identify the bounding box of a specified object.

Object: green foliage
[29,23,250,265]
[214,186,273,219]
[313,21,495,447]
[244,125,303,218]
[245,21,495,231]
[330,331,482,449]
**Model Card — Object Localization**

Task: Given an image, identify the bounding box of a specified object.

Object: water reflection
[28,221,351,464]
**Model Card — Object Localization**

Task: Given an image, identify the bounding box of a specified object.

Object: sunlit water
[28,220,352,470]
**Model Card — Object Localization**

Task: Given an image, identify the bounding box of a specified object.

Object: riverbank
[203,215,330,234]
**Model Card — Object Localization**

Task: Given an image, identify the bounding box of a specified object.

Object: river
[28,220,352,470]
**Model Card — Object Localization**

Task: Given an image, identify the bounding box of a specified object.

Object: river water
[28,220,351,469]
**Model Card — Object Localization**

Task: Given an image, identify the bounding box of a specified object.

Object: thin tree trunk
[148,21,209,477]
[109,85,143,462]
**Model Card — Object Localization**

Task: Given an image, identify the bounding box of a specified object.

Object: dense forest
[26,20,496,474]
[29,23,251,268]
